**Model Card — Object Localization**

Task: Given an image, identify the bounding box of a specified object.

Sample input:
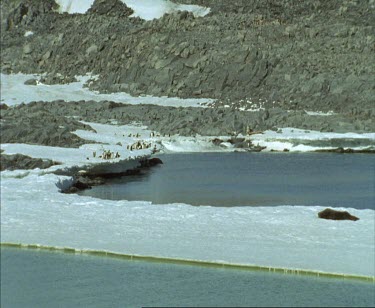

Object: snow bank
[0,73,213,108]
[251,128,375,152]
[0,121,157,177]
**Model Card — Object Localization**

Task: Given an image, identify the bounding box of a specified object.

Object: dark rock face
[1,0,374,118]
[0,153,60,171]
[0,102,95,148]
[318,208,359,221]
[5,0,57,30]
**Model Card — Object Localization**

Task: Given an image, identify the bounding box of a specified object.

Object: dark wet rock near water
[318,208,359,221]
[142,157,163,167]
[316,147,375,154]
[60,157,164,194]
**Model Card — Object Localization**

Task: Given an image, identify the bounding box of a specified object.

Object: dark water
[79,152,375,209]
[1,247,374,308]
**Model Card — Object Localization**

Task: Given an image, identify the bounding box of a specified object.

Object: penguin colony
[89,131,163,160]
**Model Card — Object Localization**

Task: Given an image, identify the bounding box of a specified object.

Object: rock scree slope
[1,0,374,116]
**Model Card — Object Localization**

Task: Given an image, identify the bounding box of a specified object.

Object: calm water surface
[80,153,374,209]
[1,247,374,308]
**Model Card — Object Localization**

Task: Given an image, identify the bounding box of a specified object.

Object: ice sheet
[1,171,374,277]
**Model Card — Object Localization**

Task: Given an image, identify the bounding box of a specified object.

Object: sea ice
[1,170,374,277]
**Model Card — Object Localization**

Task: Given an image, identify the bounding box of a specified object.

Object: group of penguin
[89,131,163,160]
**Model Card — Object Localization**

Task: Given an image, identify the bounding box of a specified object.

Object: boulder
[24,78,38,85]
[318,208,359,221]
[87,0,134,18]
[211,138,223,146]
[147,157,163,167]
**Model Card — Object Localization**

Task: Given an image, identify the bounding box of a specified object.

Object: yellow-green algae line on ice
[1,242,374,283]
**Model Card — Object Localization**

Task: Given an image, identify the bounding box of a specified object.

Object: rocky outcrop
[5,0,57,30]
[0,102,95,148]
[0,153,60,171]
[1,0,374,117]
[87,0,134,18]
[318,208,359,221]
[316,147,375,154]
[2,100,375,150]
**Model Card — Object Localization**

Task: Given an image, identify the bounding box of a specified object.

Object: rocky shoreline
[1,99,374,149]
[1,0,374,172]
[59,157,163,194]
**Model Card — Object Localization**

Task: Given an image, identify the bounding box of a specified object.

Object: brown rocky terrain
[1,0,374,151]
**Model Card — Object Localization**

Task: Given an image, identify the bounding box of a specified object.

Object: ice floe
[1,170,374,277]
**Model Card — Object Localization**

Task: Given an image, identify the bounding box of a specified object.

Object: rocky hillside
[1,0,374,118]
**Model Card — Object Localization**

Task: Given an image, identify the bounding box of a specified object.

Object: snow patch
[24,31,34,37]
[305,110,336,116]
[250,128,375,152]
[0,73,213,108]
[54,0,210,19]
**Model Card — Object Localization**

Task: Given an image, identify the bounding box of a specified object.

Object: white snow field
[0,73,213,108]
[54,0,211,19]
[1,71,375,278]
[1,169,374,277]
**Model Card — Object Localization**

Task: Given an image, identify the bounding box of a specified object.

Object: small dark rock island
[318,208,359,221]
